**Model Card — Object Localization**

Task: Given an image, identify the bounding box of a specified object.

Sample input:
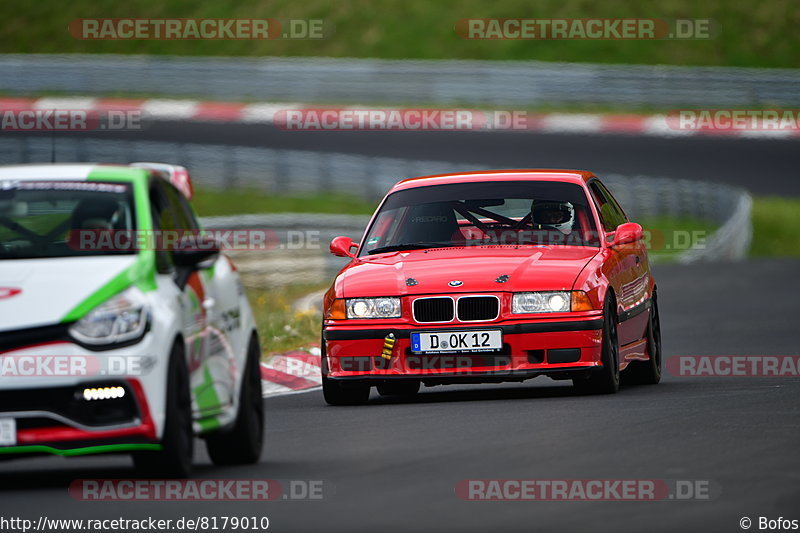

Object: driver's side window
[589,182,626,232]
[362,207,404,252]
[149,181,177,274]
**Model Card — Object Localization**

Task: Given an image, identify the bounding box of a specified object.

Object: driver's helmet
[531,200,574,234]
[71,198,120,230]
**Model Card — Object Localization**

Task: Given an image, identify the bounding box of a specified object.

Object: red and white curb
[260,348,322,397]
[2,96,798,140]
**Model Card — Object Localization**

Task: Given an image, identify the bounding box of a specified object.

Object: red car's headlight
[346,297,402,319]
[511,291,594,314]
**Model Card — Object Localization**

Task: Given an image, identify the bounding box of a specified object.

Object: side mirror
[330,236,358,258]
[172,235,219,290]
[173,235,220,268]
[611,222,644,247]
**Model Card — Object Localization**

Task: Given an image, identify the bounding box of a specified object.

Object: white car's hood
[0,256,139,332]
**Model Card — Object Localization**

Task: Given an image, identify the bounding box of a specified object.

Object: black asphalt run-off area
[2,124,799,532]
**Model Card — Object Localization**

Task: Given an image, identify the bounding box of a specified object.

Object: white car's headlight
[346,297,401,319]
[512,291,571,314]
[69,287,150,345]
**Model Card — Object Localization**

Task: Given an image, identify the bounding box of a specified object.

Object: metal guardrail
[0,136,751,286]
[677,193,752,264]
[1,54,799,108]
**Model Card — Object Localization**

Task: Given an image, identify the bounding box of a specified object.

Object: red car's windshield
[361,180,600,256]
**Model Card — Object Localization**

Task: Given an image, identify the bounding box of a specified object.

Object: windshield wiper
[367,242,453,255]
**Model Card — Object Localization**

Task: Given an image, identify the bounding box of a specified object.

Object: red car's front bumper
[323,315,604,384]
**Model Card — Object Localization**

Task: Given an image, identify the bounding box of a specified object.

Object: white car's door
[149,179,238,421]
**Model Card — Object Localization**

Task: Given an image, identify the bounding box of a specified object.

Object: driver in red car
[531,200,574,234]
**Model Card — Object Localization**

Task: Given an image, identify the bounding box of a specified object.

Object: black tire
[624,294,662,385]
[133,340,193,478]
[377,381,420,397]
[322,376,370,405]
[205,334,265,466]
[573,296,620,395]
[320,332,370,405]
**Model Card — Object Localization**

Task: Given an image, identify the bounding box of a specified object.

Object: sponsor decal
[0,287,22,300]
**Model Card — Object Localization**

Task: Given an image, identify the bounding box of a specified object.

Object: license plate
[0,418,16,446]
[411,330,502,354]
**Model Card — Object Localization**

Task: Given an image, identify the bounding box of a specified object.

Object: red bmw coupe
[321,170,661,405]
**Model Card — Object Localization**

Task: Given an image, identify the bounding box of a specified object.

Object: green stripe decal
[0,443,161,457]
[60,263,140,323]
[194,366,223,432]
[60,168,159,323]
[197,416,222,432]
[194,366,222,413]
[88,166,157,292]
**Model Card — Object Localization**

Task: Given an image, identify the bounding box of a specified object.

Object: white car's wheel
[133,340,193,477]
[205,334,264,465]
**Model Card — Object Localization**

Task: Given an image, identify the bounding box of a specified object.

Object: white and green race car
[0,163,263,477]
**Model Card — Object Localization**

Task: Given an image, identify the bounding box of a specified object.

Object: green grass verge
[247,283,327,355]
[638,216,718,261]
[1,0,797,68]
[751,197,800,257]
[191,187,376,216]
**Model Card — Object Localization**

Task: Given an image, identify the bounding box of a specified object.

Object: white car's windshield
[361,180,600,256]
[0,180,136,259]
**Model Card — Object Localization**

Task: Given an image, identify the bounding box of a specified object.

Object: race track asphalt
[1,259,798,533]
[1,123,799,533]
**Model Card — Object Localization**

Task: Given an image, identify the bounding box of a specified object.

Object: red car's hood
[337,246,599,297]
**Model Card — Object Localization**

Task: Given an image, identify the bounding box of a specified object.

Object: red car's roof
[391,169,595,193]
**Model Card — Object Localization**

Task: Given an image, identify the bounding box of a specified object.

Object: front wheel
[133,340,194,477]
[320,332,370,405]
[205,334,265,465]
[573,297,620,395]
[624,294,662,385]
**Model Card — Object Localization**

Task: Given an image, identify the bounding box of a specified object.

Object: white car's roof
[0,164,108,181]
